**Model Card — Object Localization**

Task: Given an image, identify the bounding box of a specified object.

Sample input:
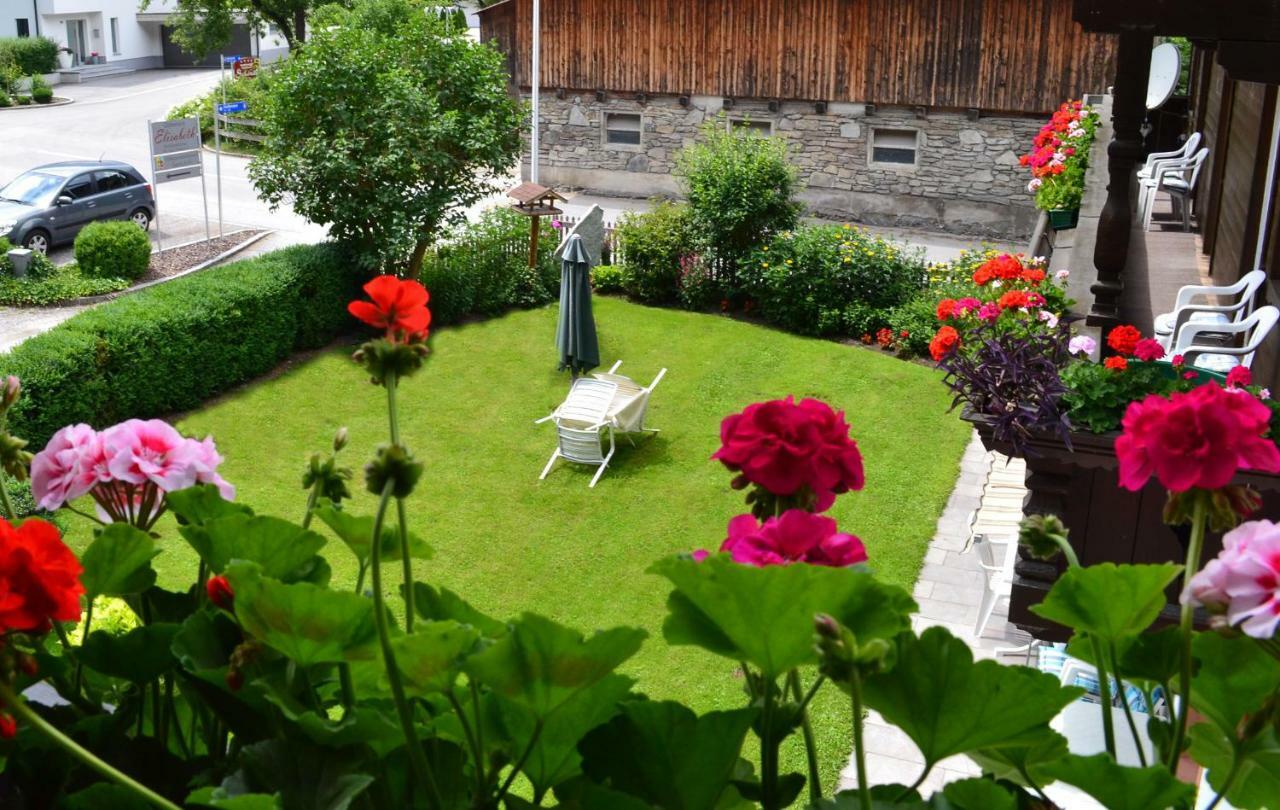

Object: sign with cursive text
[150,117,202,157]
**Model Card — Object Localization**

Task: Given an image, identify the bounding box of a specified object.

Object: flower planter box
[1047,208,1080,230]
[963,410,1280,640]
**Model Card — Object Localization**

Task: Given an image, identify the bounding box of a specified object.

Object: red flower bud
[206,575,235,611]
[0,714,15,739]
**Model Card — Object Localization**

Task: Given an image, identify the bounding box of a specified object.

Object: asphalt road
[0,69,327,262]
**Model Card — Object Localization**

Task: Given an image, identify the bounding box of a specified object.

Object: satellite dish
[1147,43,1181,110]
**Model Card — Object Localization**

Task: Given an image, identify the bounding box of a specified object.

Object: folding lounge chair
[593,361,668,444]
[534,378,619,488]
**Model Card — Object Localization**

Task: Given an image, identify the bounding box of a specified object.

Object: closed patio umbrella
[555,234,600,374]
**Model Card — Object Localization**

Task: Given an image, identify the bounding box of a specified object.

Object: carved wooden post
[1087,28,1155,329]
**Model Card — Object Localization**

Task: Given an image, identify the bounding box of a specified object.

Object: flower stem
[384,371,416,633]
[0,470,17,521]
[1088,634,1117,759]
[1205,753,1241,810]
[370,479,440,810]
[850,670,872,810]
[0,681,182,810]
[787,670,822,804]
[1111,640,1147,767]
[301,477,323,529]
[1169,494,1208,773]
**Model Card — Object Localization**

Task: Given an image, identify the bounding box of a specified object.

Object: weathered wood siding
[481,0,1117,115]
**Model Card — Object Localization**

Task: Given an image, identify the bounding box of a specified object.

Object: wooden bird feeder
[508,182,566,268]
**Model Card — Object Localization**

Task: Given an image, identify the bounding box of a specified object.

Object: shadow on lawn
[537,432,676,488]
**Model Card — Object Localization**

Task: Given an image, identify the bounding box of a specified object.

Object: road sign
[150,117,202,157]
[232,56,260,79]
[217,100,248,115]
[222,55,242,66]
[153,154,203,184]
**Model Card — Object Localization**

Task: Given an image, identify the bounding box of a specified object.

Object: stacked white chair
[1140,146,1210,232]
[1154,269,1266,351]
[1173,305,1280,375]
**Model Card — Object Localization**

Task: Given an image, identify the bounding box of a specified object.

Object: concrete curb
[53,229,274,307]
[0,96,74,111]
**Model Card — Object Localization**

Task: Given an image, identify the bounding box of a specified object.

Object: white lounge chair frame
[535,378,618,488]
[1155,269,1266,350]
[1173,305,1280,374]
[1140,146,1209,232]
[595,361,668,445]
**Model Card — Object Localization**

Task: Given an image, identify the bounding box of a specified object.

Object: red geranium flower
[1117,383,1280,492]
[1107,325,1143,357]
[206,575,235,611]
[998,290,1030,310]
[712,397,865,501]
[0,518,84,634]
[972,265,995,286]
[936,299,957,320]
[1104,356,1128,373]
[929,325,960,361]
[348,276,432,343]
[1021,268,1046,284]
[1133,339,1166,362]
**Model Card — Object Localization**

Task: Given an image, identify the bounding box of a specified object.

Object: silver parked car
[0,161,156,253]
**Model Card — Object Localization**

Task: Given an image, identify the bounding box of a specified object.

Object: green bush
[0,265,129,306]
[30,73,52,103]
[0,237,57,280]
[75,221,153,281]
[0,37,59,74]
[0,243,363,448]
[14,94,30,106]
[591,264,629,294]
[614,201,692,304]
[676,119,802,271]
[420,207,560,325]
[0,94,11,108]
[2,475,65,531]
[167,72,276,146]
[738,225,928,338]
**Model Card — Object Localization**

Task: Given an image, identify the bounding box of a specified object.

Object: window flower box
[1048,207,1080,230]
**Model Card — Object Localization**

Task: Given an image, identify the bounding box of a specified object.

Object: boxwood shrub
[0,243,363,447]
[0,37,59,75]
[75,221,153,281]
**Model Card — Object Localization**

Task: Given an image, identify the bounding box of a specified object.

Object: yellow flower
[762,263,769,268]
[762,246,768,252]
[785,259,793,265]
[843,223,852,229]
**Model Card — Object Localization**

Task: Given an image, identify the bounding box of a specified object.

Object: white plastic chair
[535,378,619,488]
[972,533,1019,641]
[593,361,667,443]
[1141,147,1209,232]
[1154,269,1266,350]
[1173,305,1280,375]
[1137,132,1201,182]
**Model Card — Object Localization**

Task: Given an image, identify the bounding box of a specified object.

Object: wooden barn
[479,0,1118,237]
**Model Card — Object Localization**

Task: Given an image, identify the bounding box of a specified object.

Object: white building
[0,0,288,73]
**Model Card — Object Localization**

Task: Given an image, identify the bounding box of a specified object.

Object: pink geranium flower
[977,303,1001,323]
[30,424,100,511]
[1226,366,1252,389]
[1133,338,1166,362]
[1116,383,1280,492]
[186,437,236,500]
[953,297,982,316]
[717,510,867,568]
[103,419,199,492]
[1184,520,1280,638]
[713,397,864,500]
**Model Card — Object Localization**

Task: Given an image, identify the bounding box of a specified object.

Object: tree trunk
[406,239,431,281]
[292,8,307,46]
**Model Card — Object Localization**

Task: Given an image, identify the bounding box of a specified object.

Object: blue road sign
[217,101,248,115]
[222,55,242,65]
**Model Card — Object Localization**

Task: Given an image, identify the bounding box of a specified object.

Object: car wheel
[23,230,50,254]
[130,209,151,231]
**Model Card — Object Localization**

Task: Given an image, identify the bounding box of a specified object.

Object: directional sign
[217,100,248,115]
[150,117,202,157]
[222,55,242,66]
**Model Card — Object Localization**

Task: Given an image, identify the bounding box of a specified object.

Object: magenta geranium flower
[103,419,199,492]
[712,397,864,501]
[1133,338,1165,362]
[716,510,867,568]
[1116,383,1280,493]
[1184,519,1280,638]
[30,424,100,511]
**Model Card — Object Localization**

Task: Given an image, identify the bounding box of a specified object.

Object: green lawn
[70,296,970,791]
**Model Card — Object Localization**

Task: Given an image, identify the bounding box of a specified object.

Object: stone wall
[529,92,1044,239]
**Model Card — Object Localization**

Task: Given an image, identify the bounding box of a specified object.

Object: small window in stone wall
[871,128,919,166]
[604,113,643,148]
[729,118,774,137]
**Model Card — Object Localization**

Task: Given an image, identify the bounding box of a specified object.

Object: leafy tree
[139,0,315,55]
[249,0,522,276]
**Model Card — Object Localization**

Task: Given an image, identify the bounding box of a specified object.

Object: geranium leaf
[463,612,645,718]
[313,503,432,565]
[409,582,508,638]
[649,555,914,678]
[1030,563,1182,641]
[224,562,377,666]
[1043,753,1194,810]
[967,727,1069,786]
[166,484,252,526]
[496,672,634,798]
[351,620,480,699]
[64,783,151,809]
[78,624,180,683]
[863,627,1080,768]
[231,739,373,810]
[578,701,757,810]
[1189,723,1280,810]
[1191,633,1280,736]
[935,778,1019,810]
[185,788,282,810]
[180,515,327,581]
[79,523,159,599]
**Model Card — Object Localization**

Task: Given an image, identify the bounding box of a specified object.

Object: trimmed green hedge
[0,37,59,75]
[75,221,152,281]
[0,243,363,447]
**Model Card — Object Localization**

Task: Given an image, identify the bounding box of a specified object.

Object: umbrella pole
[529,215,541,269]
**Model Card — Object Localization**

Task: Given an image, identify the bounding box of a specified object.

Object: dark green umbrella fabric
[555,234,600,374]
